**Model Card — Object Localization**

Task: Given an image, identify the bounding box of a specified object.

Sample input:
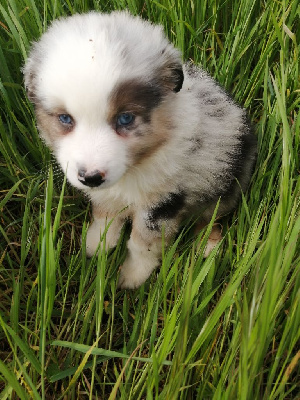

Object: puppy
[24,11,256,289]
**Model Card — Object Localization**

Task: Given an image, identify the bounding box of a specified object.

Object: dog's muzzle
[78,169,105,187]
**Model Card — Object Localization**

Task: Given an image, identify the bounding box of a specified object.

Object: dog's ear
[23,56,38,102]
[157,44,184,93]
[173,67,184,92]
[24,73,36,102]
[159,62,184,93]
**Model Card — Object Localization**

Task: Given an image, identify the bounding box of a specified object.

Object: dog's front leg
[118,213,178,289]
[86,211,126,257]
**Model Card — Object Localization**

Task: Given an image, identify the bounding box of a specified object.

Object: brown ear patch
[23,54,40,103]
[24,69,37,102]
[160,64,184,93]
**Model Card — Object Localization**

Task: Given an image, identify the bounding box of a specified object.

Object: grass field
[0,0,299,399]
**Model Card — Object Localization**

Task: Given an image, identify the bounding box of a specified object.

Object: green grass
[0,0,299,398]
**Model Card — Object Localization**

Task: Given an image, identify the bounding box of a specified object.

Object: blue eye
[117,113,135,126]
[58,114,73,125]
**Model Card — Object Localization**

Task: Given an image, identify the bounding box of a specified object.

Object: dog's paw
[117,254,157,289]
[203,224,222,257]
[117,263,151,289]
[85,219,120,257]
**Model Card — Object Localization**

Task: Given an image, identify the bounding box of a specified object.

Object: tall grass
[0,0,299,398]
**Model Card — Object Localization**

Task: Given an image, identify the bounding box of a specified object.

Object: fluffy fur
[24,11,256,288]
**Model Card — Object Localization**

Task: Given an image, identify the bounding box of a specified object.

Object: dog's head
[24,11,183,191]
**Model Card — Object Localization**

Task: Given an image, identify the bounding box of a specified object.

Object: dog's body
[24,12,256,288]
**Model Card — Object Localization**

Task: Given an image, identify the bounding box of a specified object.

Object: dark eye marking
[58,114,73,126]
[109,79,163,126]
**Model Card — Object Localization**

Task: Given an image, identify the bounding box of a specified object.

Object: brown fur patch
[126,99,175,165]
[108,79,163,125]
[35,105,74,145]
[106,77,176,166]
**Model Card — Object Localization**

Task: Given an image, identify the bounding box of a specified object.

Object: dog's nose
[78,169,105,187]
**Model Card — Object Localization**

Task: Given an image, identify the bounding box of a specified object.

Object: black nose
[78,169,105,187]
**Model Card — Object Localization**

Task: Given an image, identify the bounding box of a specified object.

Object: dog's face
[24,12,183,191]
